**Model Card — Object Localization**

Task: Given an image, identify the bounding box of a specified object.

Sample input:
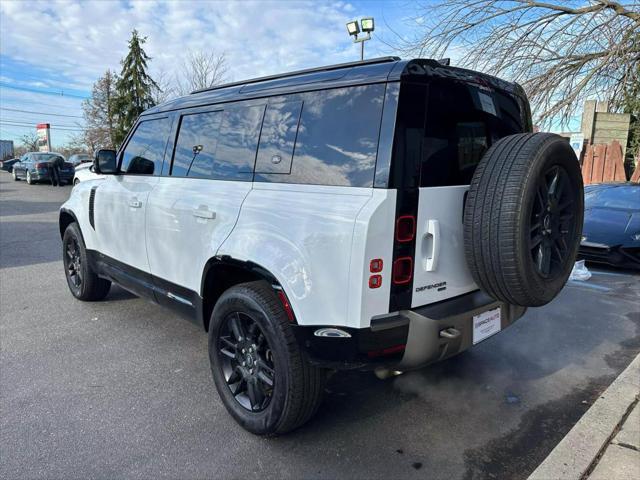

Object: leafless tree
[175,50,229,96]
[19,132,39,152]
[395,1,640,128]
[151,67,177,104]
[82,70,117,150]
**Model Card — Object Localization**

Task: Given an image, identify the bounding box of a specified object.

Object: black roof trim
[190,56,401,94]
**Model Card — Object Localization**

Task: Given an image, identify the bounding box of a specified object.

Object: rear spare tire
[464,133,583,307]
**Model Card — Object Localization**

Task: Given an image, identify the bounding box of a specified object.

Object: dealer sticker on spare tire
[472,308,502,344]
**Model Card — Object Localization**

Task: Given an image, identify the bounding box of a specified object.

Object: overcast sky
[0,0,418,147]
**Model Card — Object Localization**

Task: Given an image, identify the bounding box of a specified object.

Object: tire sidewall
[517,137,584,303]
[26,171,32,184]
[208,287,291,435]
[62,223,90,299]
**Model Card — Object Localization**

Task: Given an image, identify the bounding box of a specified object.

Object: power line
[0,107,84,118]
[0,117,84,128]
[0,121,85,132]
[0,82,89,99]
[0,96,84,110]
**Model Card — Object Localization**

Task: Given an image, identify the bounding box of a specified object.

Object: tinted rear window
[255,84,385,187]
[390,80,525,188]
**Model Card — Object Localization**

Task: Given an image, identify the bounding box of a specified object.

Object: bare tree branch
[175,50,229,96]
[397,0,640,128]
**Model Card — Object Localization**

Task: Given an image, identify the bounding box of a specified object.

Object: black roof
[144,57,521,116]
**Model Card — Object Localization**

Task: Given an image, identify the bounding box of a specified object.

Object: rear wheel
[62,222,111,301]
[26,170,33,184]
[208,281,325,436]
[464,133,584,307]
[12,170,18,181]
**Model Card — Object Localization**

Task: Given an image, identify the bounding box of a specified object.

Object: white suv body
[61,57,578,435]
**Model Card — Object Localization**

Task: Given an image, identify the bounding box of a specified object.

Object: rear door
[400,80,526,307]
[145,102,265,298]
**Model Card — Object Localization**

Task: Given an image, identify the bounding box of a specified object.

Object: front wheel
[62,222,111,301]
[12,170,18,181]
[208,281,326,436]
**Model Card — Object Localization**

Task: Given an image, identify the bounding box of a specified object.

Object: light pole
[346,17,375,61]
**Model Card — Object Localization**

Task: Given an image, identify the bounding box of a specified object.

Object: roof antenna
[438,58,451,66]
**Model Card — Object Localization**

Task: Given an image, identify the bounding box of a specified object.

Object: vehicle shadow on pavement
[0,199,63,217]
[0,221,62,268]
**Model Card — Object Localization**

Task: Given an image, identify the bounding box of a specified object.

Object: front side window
[120,118,172,175]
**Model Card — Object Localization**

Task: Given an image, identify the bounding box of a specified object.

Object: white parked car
[72,162,104,185]
[59,57,584,435]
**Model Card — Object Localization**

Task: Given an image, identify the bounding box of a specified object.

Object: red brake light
[276,290,295,323]
[370,258,383,273]
[369,274,382,289]
[396,215,416,243]
[392,257,413,284]
[35,162,48,169]
[367,344,406,358]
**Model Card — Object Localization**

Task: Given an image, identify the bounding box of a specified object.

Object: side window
[171,111,222,177]
[254,101,302,174]
[214,104,265,181]
[256,84,385,187]
[171,105,264,180]
[120,118,172,175]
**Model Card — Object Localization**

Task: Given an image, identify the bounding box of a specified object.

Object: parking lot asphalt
[1,172,639,480]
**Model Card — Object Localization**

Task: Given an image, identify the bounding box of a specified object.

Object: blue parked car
[579,182,640,270]
[11,152,75,185]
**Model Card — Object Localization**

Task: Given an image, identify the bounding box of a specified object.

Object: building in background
[0,140,14,160]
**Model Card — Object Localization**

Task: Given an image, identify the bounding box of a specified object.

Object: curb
[528,354,640,480]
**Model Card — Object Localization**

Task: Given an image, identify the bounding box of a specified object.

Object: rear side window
[254,101,302,174]
[171,105,264,181]
[171,111,222,177]
[255,84,385,187]
[121,118,172,175]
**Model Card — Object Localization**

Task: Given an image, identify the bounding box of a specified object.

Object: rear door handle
[128,198,142,208]
[425,219,440,272]
[193,207,216,220]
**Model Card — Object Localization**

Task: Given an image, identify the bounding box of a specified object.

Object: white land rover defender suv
[60,57,584,435]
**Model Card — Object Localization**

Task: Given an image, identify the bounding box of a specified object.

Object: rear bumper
[293,290,527,370]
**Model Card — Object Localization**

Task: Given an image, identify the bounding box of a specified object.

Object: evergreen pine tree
[113,30,158,146]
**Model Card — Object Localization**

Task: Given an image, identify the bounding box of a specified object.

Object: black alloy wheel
[529,165,577,279]
[218,311,275,412]
[65,235,83,289]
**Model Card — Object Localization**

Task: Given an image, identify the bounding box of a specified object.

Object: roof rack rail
[190,56,401,95]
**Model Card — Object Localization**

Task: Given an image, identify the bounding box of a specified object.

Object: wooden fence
[581,140,628,185]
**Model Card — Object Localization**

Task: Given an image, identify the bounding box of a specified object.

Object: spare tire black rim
[218,312,275,412]
[530,165,576,279]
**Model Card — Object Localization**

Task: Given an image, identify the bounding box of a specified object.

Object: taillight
[369,274,382,289]
[276,289,295,323]
[35,162,48,169]
[370,258,383,273]
[392,257,413,284]
[367,344,406,358]
[396,215,416,243]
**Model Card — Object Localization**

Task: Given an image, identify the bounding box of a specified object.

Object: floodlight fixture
[346,21,360,36]
[345,17,375,61]
[360,17,375,33]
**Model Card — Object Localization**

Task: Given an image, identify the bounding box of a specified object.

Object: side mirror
[94,149,118,174]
